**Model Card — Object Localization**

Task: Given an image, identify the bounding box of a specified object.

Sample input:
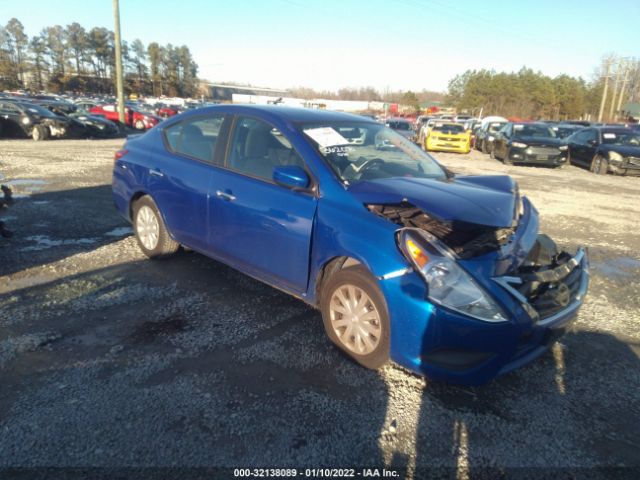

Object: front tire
[32,125,49,141]
[132,196,179,258]
[591,155,608,175]
[320,265,390,370]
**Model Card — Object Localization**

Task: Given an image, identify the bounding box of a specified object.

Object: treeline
[0,18,199,97]
[446,62,639,121]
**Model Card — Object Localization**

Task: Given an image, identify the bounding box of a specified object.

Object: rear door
[208,115,318,294]
[146,114,229,252]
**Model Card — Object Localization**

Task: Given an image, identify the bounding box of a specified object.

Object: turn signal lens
[406,238,429,268]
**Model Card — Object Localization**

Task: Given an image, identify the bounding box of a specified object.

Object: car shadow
[407,329,640,478]
[2,246,639,476]
[0,184,130,277]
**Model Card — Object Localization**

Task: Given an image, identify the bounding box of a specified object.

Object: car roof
[190,104,377,124]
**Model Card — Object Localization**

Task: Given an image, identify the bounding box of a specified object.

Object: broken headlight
[398,229,508,323]
[608,151,624,165]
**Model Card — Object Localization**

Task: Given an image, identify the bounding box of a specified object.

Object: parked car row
[0,91,208,140]
[470,119,640,176]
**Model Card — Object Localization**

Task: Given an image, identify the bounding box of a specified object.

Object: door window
[228,117,305,181]
[164,115,225,164]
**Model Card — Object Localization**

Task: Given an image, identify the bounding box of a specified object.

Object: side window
[228,117,305,181]
[164,115,224,164]
[575,129,596,144]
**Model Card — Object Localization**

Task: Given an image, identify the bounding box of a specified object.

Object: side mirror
[588,139,598,146]
[273,165,310,190]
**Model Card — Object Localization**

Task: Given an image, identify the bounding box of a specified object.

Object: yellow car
[424,122,471,154]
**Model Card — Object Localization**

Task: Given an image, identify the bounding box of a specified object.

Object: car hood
[513,136,563,147]
[348,175,517,228]
[599,144,640,157]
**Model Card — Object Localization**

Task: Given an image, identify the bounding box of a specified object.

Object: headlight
[398,229,508,322]
[22,117,31,125]
[559,145,568,151]
[488,135,494,141]
[512,142,527,148]
[608,151,624,164]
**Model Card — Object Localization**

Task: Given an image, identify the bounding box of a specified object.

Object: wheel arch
[128,191,179,242]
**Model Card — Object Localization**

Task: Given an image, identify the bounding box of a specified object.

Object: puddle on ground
[19,235,99,252]
[592,257,640,279]
[105,227,133,237]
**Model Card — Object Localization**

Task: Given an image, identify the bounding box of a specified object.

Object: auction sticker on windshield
[304,127,349,147]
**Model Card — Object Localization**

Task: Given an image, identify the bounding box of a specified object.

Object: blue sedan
[112,105,589,385]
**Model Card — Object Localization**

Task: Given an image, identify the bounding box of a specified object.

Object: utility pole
[609,60,623,121]
[616,60,631,118]
[113,0,125,124]
[597,59,611,123]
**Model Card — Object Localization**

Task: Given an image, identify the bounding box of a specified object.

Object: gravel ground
[0,138,639,479]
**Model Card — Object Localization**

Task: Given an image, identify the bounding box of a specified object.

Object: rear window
[164,115,225,163]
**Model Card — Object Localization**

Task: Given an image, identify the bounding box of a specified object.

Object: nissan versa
[112,105,589,385]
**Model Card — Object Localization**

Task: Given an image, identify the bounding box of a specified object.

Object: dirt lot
[1,138,639,478]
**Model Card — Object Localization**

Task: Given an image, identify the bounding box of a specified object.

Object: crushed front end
[371,195,589,385]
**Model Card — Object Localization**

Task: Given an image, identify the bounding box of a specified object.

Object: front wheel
[32,124,49,141]
[590,155,608,175]
[132,196,180,258]
[320,265,390,370]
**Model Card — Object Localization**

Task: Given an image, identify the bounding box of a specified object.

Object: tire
[481,140,489,154]
[134,120,145,130]
[320,265,390,370]
[590,155,608,175]
[32,125,49,141]
[132,196,179,258]
[566,149,572,166]
[503,148,513,165]
[490,146,496,160]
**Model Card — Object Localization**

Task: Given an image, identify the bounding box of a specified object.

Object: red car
[90,104,160,130]
[156,105,179,119]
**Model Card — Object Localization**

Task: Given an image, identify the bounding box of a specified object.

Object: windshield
[514,124,555,138]
[488,122,506,133]
[601,130,640,146]
[302,122,446,184]
[433,123,465,134]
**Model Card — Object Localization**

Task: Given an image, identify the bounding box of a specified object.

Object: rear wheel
[132,196,179,258]
[320,265,390,370]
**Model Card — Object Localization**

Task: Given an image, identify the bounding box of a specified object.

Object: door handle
[216,190,236,201]
[149,169,164,177]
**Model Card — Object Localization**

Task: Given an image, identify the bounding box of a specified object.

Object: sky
[1,0,639,93]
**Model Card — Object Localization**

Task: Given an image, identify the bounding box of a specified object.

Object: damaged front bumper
[377,202,588,385]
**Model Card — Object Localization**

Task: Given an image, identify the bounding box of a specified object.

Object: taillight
[114,149,129,162]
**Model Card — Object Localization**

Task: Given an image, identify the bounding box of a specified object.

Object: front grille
[529,146,559,155]
[628,157,640,166]
[527,264,583,318]
[494,235,586,321]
